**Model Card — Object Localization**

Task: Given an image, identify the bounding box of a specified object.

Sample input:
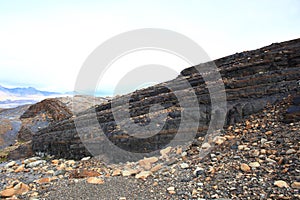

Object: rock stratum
[32,38,300,162]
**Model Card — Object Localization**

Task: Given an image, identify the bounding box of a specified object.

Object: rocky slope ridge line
[20,99,73,122]
[33,38,300,161]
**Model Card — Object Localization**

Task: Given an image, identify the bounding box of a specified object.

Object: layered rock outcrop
[20,99,72,121]
[3,99,73,159]
[32,38,300,161]
[17,99,72,143]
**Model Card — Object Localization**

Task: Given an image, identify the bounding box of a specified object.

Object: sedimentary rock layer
[32,38,300,161]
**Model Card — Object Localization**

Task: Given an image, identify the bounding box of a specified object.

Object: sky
[0,0,299,96]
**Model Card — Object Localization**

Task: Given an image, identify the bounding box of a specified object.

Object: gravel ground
[43,177,187,200]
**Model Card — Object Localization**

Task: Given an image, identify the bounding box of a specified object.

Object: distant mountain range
[0,85,64,108]
[0,85,60,96]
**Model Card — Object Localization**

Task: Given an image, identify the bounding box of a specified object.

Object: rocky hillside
[32,38,300,162]
[0,96,109,160]
[0,95,299,199]
[16,96,109,143]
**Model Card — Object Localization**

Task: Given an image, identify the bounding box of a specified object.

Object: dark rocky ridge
[32,38,300,161]
[20,99,72,121]
[17,99,73,143]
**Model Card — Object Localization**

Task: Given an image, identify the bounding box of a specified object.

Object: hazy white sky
[0,0,299,95]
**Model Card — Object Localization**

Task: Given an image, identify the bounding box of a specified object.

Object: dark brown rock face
[20,99,72,121]
[17,99,73,142]
[32,38,300,161]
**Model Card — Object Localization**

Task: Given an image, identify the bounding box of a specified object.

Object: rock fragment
[291,182,300,189]
[0,182,29,197]
[87,177,104,184]
[274,180,289,188]
[240,163,251,172]
[167,186,176,194]
[135,171,152,180]
[286,149,296,154]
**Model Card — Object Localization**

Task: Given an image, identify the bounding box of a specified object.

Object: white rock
[201,143,211,149]
[81,156,91,161]
[286,149,296,155]
[197,182,204,187]
[5,161,16,168]
[260,138,267,146]
[249,162,260,168]
[24,157,41,164]
[181,152,187,157]
[26,160,46,168]
[167,186,175,191]
[180,163,189,169]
